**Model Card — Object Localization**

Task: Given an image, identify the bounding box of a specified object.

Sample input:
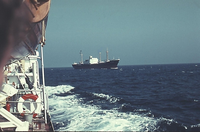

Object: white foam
[191,123,200,128]
[48,85,160,131]
[46,85,74,95]
[92,93,120,103]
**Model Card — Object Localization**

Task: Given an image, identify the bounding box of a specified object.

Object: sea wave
[47,85,195,131]
[46,85,74,95]
[92,93,121,103]
[46,85,175,131]
[44,64,200,131]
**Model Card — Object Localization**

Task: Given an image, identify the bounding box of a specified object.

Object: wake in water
[47,85,188,131]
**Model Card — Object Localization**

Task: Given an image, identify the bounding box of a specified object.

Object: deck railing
[1,87,48,119]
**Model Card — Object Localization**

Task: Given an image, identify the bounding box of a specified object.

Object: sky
[44,0,200,68]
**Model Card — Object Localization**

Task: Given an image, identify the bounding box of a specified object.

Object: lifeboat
[7,0,51,64]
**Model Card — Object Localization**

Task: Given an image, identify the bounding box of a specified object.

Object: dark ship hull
[72,59,120,69]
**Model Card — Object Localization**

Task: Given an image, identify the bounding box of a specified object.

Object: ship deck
[0,112,54,131]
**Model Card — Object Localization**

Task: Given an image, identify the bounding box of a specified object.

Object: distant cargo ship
[72,50,120,69]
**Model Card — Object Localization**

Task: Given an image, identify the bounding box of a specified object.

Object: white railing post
[40,44,47,124]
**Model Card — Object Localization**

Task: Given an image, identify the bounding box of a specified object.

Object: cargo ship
[72,50,120,69]
[0,0,54,131]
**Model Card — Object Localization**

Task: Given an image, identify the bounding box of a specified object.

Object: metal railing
[1,87,47,116]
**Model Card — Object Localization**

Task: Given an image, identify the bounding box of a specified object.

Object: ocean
[44,64,200,131]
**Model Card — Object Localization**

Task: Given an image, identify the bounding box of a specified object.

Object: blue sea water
[44,64,200,131]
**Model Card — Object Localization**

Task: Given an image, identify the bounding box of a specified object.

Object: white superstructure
[89,56,98,64]
[5,51,40,91]
[0,48,50,131]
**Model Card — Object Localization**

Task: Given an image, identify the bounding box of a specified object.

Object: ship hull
[72,59,119,69]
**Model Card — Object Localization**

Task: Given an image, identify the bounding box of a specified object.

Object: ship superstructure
[0,51,54,131]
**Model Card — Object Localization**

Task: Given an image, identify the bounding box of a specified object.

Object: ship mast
[80,50,83,64]
[106,49,109,62]
[99,52,101,63]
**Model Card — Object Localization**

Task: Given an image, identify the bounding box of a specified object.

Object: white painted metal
[41,42,47,124]
[0,48,48,130]
[0,122,16,128]
[0,105,29,131]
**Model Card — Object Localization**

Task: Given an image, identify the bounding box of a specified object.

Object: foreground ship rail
[0,0,54,131]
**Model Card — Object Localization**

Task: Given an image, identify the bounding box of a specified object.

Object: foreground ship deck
[0,114,54,131]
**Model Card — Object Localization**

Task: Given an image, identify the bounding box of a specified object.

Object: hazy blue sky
[44,0,200,68]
